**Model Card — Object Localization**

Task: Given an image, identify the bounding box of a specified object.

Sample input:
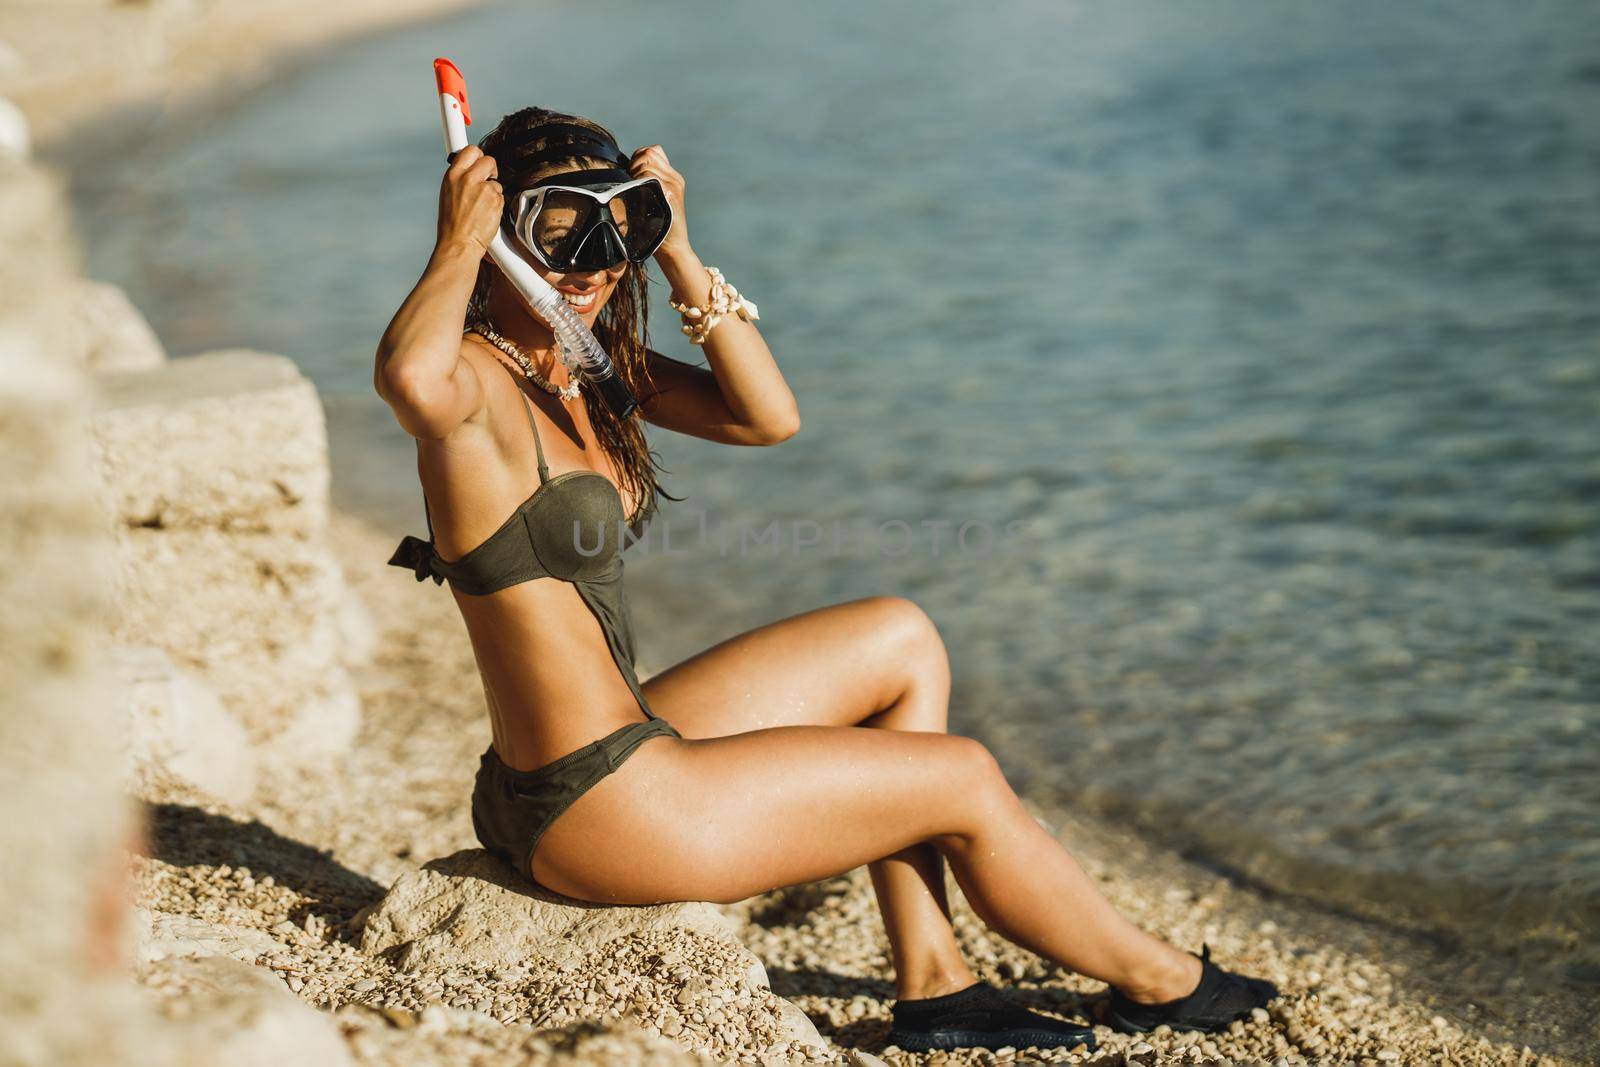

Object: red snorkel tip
[433,57,471,126]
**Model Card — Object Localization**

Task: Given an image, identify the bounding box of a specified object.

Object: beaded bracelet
[668,266,760,345]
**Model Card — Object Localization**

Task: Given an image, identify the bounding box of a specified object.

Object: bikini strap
[495,358,551,485]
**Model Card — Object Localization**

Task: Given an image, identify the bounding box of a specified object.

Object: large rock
[117,645,258,804]
[78,279,166,371]
[0,158,149,1067]
[90,350,367,771]
[132,910,280,967]
[144,955,355,1067]
[0,157,342,1067]
[359,850,830,1061]
[360,850,744,973]
[91,350,327,534]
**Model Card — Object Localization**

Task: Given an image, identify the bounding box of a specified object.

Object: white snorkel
[434,57,638,419]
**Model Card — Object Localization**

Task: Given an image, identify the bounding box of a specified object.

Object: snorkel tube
[434,58,638,419]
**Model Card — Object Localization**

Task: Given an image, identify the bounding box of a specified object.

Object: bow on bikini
[387,535,445,586]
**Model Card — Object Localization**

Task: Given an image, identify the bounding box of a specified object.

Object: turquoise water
[59,1,1600,960]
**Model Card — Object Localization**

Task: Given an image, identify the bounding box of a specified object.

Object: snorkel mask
[508,123,674,273]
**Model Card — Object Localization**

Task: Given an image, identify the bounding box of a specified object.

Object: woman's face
[516,160,628,323]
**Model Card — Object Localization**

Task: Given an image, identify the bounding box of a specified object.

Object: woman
[374,107,1277,1053]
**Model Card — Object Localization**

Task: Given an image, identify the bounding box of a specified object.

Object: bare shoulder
[400,334,501,447]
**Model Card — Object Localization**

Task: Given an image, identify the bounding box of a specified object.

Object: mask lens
[529,189,602,269]
[615,180,672,259]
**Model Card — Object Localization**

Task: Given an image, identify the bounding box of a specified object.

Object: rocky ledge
[353,849,830,1062]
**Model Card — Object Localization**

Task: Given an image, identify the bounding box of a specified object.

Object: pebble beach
[4,2,1597,1064]
[117,508,1599,1065]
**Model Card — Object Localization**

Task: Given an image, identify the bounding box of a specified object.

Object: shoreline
[1013,768,1597,995]
[4,3,1595,1062]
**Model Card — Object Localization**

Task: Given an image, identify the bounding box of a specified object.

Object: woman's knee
[860,596,951,729]
[951,734,1010,795]
[868,596,948,660]
[918,734,1018,845]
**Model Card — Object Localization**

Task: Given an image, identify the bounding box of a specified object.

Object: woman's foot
[886,980,1097,1053]
[1094,944,1278,1034]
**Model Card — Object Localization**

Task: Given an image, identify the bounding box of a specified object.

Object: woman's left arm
[629,145,800,446]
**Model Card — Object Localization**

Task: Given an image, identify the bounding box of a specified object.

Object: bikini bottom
[471,716,682,896]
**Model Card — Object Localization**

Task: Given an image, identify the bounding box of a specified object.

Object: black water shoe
[1098,944,1278,1034]
[886,980,1096,1053]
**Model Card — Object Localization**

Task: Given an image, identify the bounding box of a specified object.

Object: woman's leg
[642,596,973,998]
[535,600,1201,1003]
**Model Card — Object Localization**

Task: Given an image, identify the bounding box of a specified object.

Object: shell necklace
[468,318,582,402]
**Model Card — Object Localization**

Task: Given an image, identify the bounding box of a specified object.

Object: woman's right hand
[436,145,503,257]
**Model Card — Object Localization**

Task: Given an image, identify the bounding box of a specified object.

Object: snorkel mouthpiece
[431,57,638,419]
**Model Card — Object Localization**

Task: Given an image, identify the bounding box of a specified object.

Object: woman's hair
[467,106,677,521]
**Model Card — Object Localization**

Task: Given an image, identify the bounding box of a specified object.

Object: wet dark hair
[468,106,678,522]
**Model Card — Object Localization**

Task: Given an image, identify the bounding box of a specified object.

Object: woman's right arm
[373,146,502,440]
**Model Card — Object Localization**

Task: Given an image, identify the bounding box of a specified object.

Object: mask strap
[512,123,630,169]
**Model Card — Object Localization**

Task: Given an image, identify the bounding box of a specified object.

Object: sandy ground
[125,508,1599,1065]
[0,0,482,144]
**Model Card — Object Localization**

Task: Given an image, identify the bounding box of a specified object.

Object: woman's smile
[556,285,601,311]
[552,272,618,315]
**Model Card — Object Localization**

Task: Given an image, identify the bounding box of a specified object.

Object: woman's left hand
[629,144,692,262]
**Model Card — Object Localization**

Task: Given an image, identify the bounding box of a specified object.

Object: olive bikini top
[387,360,662,719]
